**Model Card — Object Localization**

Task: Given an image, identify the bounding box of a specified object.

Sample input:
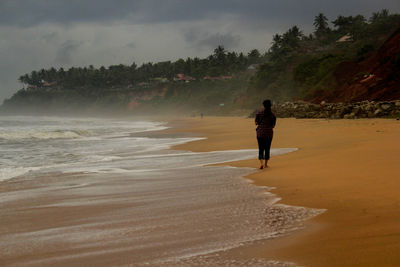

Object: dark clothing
[257,137,273,160]
[255,109,276,138]
[255,109,276,160]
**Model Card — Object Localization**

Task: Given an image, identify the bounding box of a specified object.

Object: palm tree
[370,9,389,23]
[248,49,261,64]
[313,13,330,38]
[282,26,303,48]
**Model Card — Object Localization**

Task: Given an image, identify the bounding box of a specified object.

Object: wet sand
[171,117,400,266]
[0,121,315,267]
[2,116,400,266]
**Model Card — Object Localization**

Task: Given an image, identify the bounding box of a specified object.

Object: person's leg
[259,159,264,169]
[264,137,273,167]
[257,137,265,169]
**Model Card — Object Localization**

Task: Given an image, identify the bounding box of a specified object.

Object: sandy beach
[1,116,309,266]
[171,116,400,266]
[2,116,400,266]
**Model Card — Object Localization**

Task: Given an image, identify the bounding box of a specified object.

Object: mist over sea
[0,116,323,266]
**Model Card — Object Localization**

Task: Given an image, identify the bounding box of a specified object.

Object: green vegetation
[250,9,400,103]
[2,9,400,115]
[16,46,259,88]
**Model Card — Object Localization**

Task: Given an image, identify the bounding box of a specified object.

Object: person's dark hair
[263,99,272,116]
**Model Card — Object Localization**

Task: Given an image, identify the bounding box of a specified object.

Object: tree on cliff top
[313,13,330,38]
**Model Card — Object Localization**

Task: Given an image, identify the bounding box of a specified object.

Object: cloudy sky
[1,0,399,102]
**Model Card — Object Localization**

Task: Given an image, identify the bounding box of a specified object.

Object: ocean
[0,116,323,266]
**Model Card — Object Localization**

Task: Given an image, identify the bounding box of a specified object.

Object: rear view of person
[255,99,276,169]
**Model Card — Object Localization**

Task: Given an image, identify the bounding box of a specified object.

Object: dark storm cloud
[184,31,241,50]
[55,40,82,64]
[125,42,137,49]
[198,33,241,50]
[42,32,58,42]
[2,0,399,27]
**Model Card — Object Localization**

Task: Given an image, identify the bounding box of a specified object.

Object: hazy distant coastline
[2,10,400,116]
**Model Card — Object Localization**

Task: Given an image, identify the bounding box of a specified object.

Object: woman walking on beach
[255,99,276,169]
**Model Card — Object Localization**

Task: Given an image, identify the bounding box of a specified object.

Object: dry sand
[171,116,400,266]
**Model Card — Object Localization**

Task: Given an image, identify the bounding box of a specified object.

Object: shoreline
[0,116,305,267]
[2,115,400,266]
[169,116,400,266]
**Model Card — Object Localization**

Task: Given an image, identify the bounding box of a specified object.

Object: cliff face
[313,26,400,103]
